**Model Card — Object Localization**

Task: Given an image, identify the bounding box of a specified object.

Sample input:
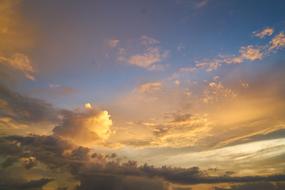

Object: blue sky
[11,0,284,109]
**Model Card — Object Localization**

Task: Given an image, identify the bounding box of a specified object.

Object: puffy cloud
[53,107,113,147]
[239,45,263,61]
[269,32,285,50]
[253,27,274,38]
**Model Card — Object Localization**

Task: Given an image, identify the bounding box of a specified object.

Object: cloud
[269,32,285,50]
[202,79,237,104]
[115,35,168,70]
[195,0,209,9]
[0,0,36,81]
[0,178,53,190]
[140,35,160,46]
[32,84,77,97]
[128,47,168,70]
[136,82,162,93]
[53,107,113,147]
[253,27,274,38]
[194,45,264,72]
[150,113,212,147]
[0,84,58,124]
[238,45,263,61]
[107,38,120,48]
[0,53,35,80]
[186,27,285,73]
[1,135,285,190]
[215,182,285,190]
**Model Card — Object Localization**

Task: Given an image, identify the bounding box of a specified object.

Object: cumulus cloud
[253,27,274,38]
[53,106,113,147]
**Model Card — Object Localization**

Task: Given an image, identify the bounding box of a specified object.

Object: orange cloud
[0,53,35,80]
[269,32,285,50]
[253,27,274,38]
[53,108,113,147]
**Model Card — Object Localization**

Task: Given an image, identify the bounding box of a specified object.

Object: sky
[1,0,285,189]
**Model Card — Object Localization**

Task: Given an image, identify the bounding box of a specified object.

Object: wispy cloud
[182,27,285,73]
[269,32,285,50]
[112,35,169,70]
[0,53,35,80]
[136,82,162,94]
[0,0,36,80]
[106,38,120,48]
[253,27,274,38]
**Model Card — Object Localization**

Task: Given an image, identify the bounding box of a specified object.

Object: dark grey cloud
[1,135,285,190]
[0,84,59,124]
[0,178,53,190]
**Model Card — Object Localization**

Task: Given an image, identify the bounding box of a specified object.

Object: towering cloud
[53,106,113,147]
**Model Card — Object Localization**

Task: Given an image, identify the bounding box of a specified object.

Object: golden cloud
[269,32,285,50]
[53,107,113,147]
[0,0,36,80]
[0,53,35,80]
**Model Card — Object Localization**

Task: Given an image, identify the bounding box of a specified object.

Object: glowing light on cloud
[53,107,113,147]
[84,103,93,109]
